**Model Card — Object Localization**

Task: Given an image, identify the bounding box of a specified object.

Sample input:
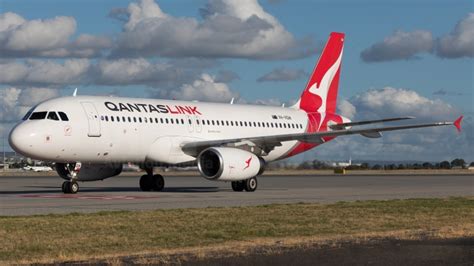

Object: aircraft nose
[9,123,36,156]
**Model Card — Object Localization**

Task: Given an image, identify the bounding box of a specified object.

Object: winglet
[453,115,463,133]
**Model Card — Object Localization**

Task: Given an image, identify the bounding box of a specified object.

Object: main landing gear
[231,176,258,192]
[139,167,165,191]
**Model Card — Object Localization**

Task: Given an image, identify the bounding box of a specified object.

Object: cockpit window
[29,112,47,120]
[47,112,60,121]
[58,112,69,121]
[22,107,36,120]
[22,111,33,121]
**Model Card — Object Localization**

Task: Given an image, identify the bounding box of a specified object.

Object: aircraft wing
[181,116,463,157]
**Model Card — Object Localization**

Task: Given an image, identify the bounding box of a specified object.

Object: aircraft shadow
[0,186,220,195]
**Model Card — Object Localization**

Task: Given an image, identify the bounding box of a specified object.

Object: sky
[0,0,473,162]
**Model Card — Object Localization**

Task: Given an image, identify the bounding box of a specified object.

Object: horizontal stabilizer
[329,117,414,130]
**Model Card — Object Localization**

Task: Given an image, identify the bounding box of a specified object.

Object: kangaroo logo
[244,157,252,169]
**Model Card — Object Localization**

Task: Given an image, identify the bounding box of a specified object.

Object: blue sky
[0,0,472,161]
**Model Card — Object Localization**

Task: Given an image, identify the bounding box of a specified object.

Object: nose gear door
[80,102,101,137]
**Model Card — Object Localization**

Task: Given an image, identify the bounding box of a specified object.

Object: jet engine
[56,163,123,181]
[197,147,264,181]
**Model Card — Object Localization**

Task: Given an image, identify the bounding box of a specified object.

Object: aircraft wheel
[231,181,245,192]
[69,181,79,194]
[62,181,69,193]
[62,181,79,194]
[244,177,258,192]
[152,174,165,191]
[139,174,152,191]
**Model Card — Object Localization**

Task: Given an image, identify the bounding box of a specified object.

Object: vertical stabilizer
[293,32,345,114]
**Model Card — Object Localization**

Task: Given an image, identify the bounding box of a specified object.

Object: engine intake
[197,147,264,181]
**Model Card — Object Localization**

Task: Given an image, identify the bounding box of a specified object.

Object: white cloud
[337,99,356,119]
[0,87,22,122]
[257,67,306,82]
[111,0,318,60]
[350,87,456,120]
[436,12,474,58]
[0,87,59,123]
[169,74,238,102]
[0,12,25,32]
[17,87,60,106]
[93,58,197,88]
[0,12,111,58]
[0,59,90,86]
[360,30,433,62]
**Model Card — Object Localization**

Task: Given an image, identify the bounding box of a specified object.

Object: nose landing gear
[57,162,82,194]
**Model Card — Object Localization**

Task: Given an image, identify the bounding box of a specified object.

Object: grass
[0,197,473,264]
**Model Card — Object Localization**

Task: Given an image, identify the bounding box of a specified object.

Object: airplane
[8,32,463,194]
[23,166,54,172]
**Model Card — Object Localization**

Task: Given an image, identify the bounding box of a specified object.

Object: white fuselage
[10,96,330,165]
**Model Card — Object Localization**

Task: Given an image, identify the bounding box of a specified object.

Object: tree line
[268,158,473,170]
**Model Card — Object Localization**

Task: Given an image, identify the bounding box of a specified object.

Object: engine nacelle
[197,147,264,181]
[56,163,123,181]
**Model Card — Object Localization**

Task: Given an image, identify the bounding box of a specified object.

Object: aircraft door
[186,115,194,133]
[80,102,101,137]
[194,115,202,133]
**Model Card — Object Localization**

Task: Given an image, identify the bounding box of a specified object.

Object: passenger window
[133,117,136,122]
[58,112,69,121]
[128,117,131,122]
[139,117,142,123]
[30,112,47,120]
[197,120,200,125]
[155,118,159,123]
[111,116,115,122]
[144,117,148,123]
[180,119,184,124]
[105,116,109,122]
[216,120,220,126]
[212,120,215,125]
[116,116,120,122]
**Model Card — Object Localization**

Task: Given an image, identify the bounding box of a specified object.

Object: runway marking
[18,194,160,200]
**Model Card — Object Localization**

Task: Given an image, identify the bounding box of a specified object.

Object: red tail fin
[295,32,345,114]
